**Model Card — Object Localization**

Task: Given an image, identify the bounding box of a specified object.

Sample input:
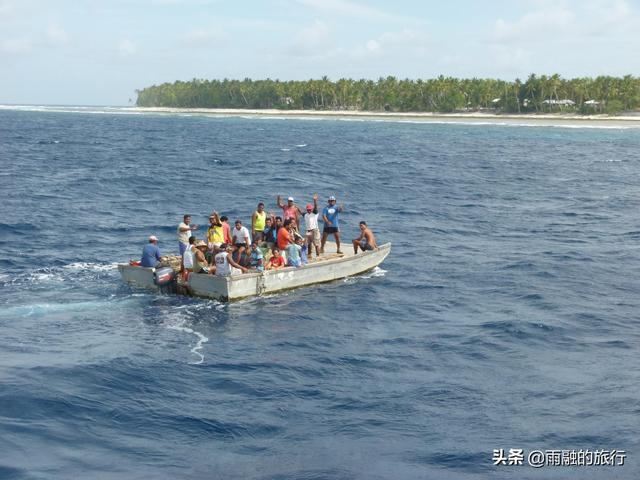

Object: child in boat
[298,237,308,265]
[286,239,303,268]
[266,248,286,270]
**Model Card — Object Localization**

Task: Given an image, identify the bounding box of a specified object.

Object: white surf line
[166,319,209,365]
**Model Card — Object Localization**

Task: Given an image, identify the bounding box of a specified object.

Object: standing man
[302,193,321,259]
[352,221,378,254]
[141,235,162,268]
[277,195,303,230]
[219,216,233,245]
[321,195,344,254]
[251,202,268,243]
[177,214,198,256]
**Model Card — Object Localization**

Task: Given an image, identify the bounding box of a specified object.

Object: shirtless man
[352,221,378,254]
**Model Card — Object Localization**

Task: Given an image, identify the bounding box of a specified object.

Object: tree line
[135,74,640,114]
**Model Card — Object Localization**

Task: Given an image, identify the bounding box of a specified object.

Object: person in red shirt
[277,219,293,250]
[266,248,286,270]
[220,215,233,244]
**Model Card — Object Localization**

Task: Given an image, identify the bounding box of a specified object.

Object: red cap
[306,203,313,210]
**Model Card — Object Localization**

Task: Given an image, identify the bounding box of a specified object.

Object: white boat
[118,242,391,301]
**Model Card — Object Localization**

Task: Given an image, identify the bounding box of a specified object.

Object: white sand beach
[125,107,640,128]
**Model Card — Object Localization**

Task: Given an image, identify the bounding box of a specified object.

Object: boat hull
[118,242,391,301]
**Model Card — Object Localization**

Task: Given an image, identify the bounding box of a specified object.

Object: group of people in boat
[140,194,378,276]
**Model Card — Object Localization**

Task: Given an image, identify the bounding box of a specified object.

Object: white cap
[328,195,336,201]
[149,235,158,242]
[287,196,294,201]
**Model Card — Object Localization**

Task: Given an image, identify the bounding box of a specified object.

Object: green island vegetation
[136,74,640,115]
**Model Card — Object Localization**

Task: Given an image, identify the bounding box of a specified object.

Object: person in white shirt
[177,214,198,256]
[182,236,196,274]
[303,193,321,259]
[215,244,248,276]
[232,219,251,262]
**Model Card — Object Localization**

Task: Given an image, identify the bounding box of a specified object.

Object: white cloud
[293,0,420,24]
[493,7,576,43]
[492,0,639,45]
[295,0,390,21]
[298,20,330,45]
[183,27,226,46]
[353,28,429,59]
[286,20,334,57]
[366,39,379,52]
[0,0,15,16]
[588,0,635,30]
[118,39,136,56]
[0,37,31,54]
[45,24,69,45]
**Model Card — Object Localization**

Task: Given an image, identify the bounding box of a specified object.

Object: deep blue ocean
[1,107,639,479]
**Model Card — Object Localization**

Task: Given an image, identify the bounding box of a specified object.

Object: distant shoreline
[2,104,640,127]
[128,107,640,127]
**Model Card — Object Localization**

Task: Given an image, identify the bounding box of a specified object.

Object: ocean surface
[1,106,639,479]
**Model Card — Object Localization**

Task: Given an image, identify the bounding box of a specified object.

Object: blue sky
[1,0,638,105]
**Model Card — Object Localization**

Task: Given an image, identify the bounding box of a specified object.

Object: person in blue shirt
[141,235,162,267]
[261,216,278,247]
[298,237,308,265]
[249,242,265,272]
[321,195,344,254]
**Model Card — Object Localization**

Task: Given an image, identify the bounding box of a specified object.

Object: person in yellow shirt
[251,202,269,243]
[206,212,225,249]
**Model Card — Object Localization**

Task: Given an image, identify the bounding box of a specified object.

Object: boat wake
[1,262,120,287]
[162,303,217,364]
[166,318,209,365]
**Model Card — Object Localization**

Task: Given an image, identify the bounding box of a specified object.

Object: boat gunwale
[117,242,391,281]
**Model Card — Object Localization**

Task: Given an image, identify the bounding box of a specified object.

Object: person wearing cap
[177,214,198,256]
[192,240,211,274]
[352,221,378,254]
[141,235,162,268]
[277,194,303,230]
[302,193,321,259]
[321,195,344,254]
[232,219,251,262]
[214,243,248,276]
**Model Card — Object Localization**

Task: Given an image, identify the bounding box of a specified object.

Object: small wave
[63,262,119,272]
[342,266,387,284]
[0,300,116,318]
[280,148,291,152]
[28,270,65,284]
[295,144,307,147]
